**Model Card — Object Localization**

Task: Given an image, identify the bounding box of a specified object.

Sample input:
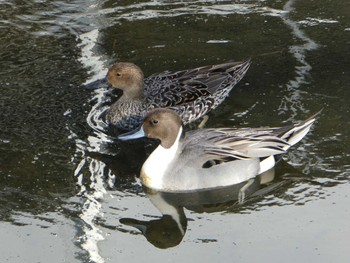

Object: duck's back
[143,60,250,108]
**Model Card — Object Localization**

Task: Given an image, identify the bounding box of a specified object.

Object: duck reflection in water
[120,168,286,249]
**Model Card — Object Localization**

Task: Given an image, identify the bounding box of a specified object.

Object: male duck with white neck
[119,108,319,192]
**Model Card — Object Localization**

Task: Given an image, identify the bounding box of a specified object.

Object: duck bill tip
[84,77,109,90]
[118,126,146,141]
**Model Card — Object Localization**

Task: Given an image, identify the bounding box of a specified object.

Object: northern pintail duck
[87,60,251,130]
[119,108,319,192]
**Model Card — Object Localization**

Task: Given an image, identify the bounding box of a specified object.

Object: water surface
[0,0,349,262]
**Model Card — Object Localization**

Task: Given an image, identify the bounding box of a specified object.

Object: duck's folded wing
[184,130,289,166]
[145,81,212,107]
[204,136,288,160]
[144,60,250,107]
[144,72,218,107]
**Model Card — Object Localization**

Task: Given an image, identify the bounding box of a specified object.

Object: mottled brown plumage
[103,60,251,130]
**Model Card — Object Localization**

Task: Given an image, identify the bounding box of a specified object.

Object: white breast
[140,127,183,189]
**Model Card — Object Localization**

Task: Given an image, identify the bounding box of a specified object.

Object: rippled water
[1,0,350,262]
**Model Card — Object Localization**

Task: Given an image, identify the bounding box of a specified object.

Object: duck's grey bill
[84,77,109,90]
[118,126,146,140]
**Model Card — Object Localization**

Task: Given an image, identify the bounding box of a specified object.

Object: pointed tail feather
[280,110,321,149]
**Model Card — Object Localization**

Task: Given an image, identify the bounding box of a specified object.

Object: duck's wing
[185,111,320,166]
[144,60,250,107]
[190,129,288,163]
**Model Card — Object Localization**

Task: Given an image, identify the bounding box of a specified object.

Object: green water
[0,0,349,262]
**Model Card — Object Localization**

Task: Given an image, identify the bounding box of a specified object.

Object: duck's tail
[204,59,250,90]
[226,58,251,75]
[208,59,251,108]
[226,58,251,85]
[280,110,321,150]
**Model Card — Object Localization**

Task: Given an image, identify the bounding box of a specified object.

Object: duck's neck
[120,83,145,101]
[141,127,183,190]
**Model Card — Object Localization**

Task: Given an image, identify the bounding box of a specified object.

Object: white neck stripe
[141,126,183,189]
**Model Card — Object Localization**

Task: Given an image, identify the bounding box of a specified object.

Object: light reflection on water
[0,0,349,262]
[278,0,319,119]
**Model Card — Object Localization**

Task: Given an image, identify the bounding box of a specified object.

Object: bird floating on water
[118,108,320,192]
[86,60,251,131]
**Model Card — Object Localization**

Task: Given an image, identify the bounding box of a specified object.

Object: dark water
[1,0,349,262]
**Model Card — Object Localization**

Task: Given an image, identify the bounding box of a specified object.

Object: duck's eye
[152,119,159,125]
[116,72,121,77]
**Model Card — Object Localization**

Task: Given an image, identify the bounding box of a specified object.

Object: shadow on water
[1,0,350,262]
